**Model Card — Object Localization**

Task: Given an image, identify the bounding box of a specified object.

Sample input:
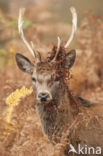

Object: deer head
[16,7,77,105]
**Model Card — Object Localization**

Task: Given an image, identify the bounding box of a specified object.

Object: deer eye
[32,77,36,82]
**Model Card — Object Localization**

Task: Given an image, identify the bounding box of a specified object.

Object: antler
[51,36,61,62]
[18,7,77,63]
[18,8,36,58]
[52,7,77,62]
[64,7,77,48]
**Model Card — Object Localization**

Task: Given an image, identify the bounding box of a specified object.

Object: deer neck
[36,83,77,143]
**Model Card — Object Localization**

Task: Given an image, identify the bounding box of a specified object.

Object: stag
[16,8,103,156]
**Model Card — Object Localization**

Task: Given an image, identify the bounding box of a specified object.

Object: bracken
[6,86,33,123]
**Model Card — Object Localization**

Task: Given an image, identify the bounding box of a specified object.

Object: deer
[15,8,103,156]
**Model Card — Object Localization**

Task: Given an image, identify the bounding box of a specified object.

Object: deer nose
[38,93,49,102]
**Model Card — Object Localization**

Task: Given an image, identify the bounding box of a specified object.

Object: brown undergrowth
[0,13,103,156]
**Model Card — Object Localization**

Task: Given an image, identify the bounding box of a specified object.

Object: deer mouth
[37,98,51,105]
[40,100,51,105]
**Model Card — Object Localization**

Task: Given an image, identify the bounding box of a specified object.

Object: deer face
[32,62,61,103]
[16,49,76,104]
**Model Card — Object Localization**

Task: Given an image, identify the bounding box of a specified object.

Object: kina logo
[68,144,101,155]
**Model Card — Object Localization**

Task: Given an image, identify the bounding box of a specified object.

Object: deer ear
[65,50,76,69]
[15,53,34,74]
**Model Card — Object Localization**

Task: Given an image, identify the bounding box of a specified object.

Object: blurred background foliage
[0,0,103,70]
[0,1,103,156]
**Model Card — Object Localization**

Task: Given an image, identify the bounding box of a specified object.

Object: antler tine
[18,8,35,57]
[64,7,77,49]
[51,36,61,62]
[30,41,37,58]
[55,36,61,58]
[31,41,41,62]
